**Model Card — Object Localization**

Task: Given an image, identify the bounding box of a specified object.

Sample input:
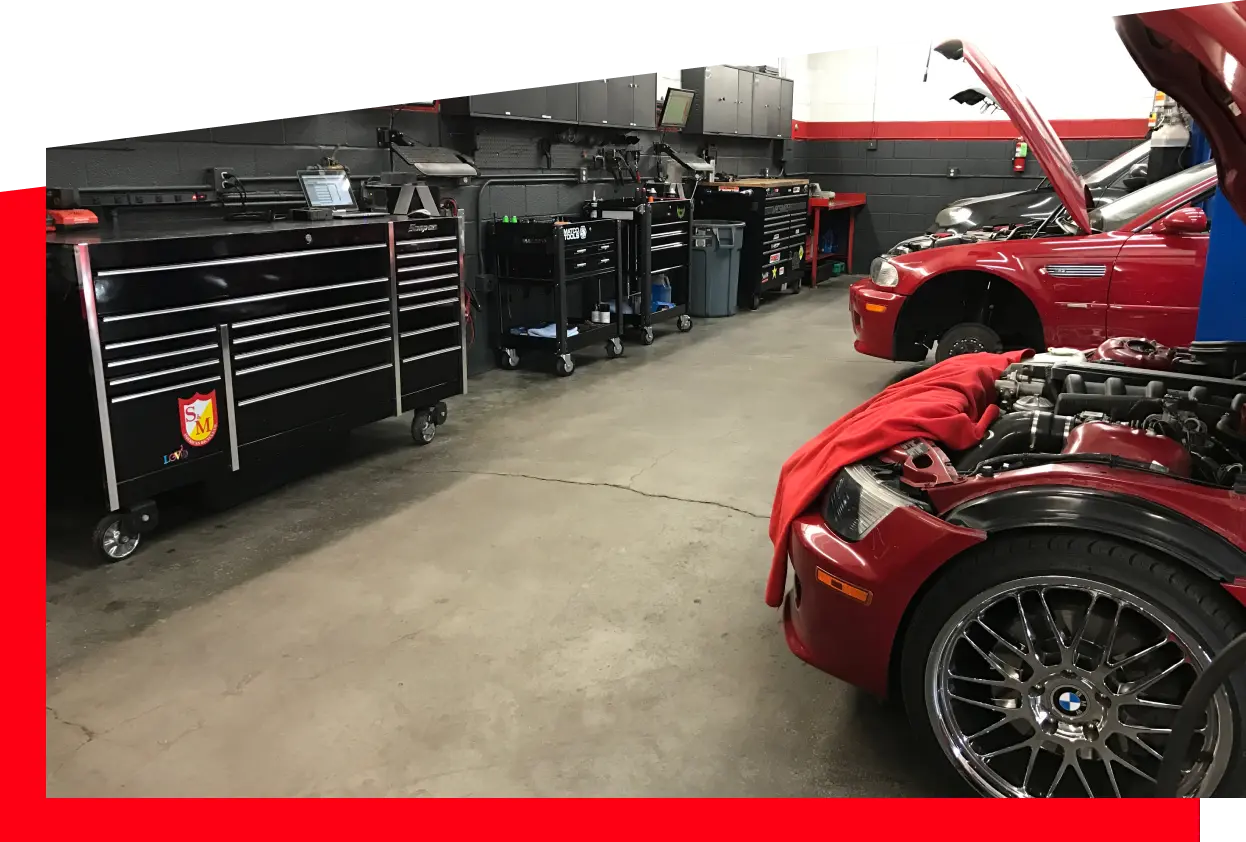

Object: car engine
[954,358,1246,489]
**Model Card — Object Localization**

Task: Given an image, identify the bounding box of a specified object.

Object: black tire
[498,348,520,371]
[555,355,575,377]
[432,401,448,426]
[640,327,655,346]
[605,337,624,358]
[900,531,1246,797]
[749,293,761,311]
[934,322,1003,362]
[677,314,693,333]
[92,513,141,563]
[411,410,436,445]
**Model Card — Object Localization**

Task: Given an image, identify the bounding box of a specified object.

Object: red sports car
[774,6,1246,799]
[850,42,1218,364]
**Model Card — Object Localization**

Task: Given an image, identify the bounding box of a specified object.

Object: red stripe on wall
[792,118,1149,140]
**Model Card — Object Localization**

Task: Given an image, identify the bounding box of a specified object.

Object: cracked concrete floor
[46,284,954,797]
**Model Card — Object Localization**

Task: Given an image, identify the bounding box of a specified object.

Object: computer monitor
[298,170,358,210]
[659,88,696,129]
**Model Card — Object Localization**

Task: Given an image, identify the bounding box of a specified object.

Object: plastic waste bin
[688,220,744,317]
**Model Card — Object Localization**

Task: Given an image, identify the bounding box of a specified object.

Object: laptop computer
[296,169,389,218]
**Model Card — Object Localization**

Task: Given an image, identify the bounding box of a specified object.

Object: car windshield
[1037,140,1151,190]
[1087,160,1216,232]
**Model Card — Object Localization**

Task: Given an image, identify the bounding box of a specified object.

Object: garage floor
[46,283,955,797]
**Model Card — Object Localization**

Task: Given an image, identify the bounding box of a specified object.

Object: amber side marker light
[864,303,887,313]
[816,567,873,605]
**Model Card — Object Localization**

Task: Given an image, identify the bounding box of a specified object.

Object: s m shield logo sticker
[179,391,219,447]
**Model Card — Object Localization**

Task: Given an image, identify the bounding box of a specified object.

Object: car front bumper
[849,281,905,360]
[782,507,985,697]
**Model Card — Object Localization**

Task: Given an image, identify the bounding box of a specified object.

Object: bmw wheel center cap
[1056,689,1085,715]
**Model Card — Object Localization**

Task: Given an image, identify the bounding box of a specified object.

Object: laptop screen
[299,171,356,209]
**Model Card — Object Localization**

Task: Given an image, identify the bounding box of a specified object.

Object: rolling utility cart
[585,197,694,345]
[693,178,809,310]
[489,217,626,376]
[46,214,467,562]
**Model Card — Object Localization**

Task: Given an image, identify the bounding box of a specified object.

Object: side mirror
[1153,206,1209,236]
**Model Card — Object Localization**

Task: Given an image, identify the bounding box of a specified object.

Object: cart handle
[1153,632,1246,796]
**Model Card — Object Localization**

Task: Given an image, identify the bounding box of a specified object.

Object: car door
[1106,203,1211,346]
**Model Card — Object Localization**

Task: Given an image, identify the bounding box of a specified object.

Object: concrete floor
[46,283,955,797]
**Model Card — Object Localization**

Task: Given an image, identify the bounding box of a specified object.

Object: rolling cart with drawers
[46,214,467,562]
[488,217,626,376]
[584,197,694,344]
[692,178,808,310]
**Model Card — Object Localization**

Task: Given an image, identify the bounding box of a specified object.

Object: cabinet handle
[542,114,552,119]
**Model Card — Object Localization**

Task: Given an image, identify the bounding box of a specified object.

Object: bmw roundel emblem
[1057,690,1084,714]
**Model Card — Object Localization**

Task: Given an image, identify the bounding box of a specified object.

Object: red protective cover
[765,350,1029,606]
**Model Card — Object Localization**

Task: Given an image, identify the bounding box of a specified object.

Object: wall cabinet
[681,66,792,139]
[451,74,657,129]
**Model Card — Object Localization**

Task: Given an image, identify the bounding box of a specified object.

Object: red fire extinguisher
[1013,138,1029,172]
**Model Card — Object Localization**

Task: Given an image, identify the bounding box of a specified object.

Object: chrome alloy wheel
[926,576,1233,797]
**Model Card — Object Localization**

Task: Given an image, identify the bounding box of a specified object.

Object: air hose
[1153,632,1246,796]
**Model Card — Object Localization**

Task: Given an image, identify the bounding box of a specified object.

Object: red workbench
[806,192,866,287]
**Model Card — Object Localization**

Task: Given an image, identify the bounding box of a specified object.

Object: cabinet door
[778,78,794,138]
[632,74,657,129]
[737,70,753,135]
[578,80,608,125]
[754,74,780,137]
[703,65,738,134]
[606,76,634,127]
[470,91,512,117]
[545,83,578,122]
[511,88,547,120]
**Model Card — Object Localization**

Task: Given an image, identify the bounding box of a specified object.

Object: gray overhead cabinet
[447,75,657,129]
[680,66,793,139]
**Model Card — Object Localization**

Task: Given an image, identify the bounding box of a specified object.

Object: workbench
[806,192,866,286]
[47,214,467,561]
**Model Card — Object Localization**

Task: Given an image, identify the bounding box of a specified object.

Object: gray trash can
[688,220,745,317]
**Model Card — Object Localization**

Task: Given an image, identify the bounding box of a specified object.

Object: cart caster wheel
[750,294,761,311]
[639,327,655,346]
[432,401,448,426]
[411,410,437,445]
[92,513,141,564]
[677,314,693,333]
[498,348,520,371]
[555,354,576,377]
[606,338,624,359]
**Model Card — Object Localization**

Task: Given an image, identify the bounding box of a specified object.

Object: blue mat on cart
[510,324,579,338]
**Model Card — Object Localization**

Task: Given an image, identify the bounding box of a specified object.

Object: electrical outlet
[866,139,878,151]
[210,167,234,194]
[948,166,960,178]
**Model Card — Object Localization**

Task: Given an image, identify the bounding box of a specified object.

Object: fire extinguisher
[1013,139,1029,172]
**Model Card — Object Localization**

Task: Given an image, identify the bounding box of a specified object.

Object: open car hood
[1116,4,1246,221]
[937,39,1094,233]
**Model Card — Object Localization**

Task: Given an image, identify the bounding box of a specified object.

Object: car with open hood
[774,4,1246,799]
[850,37,1219,364]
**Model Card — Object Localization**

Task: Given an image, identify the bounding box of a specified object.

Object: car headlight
[935,206,974,227]
[822,464,915,541]
[871,259,900,288]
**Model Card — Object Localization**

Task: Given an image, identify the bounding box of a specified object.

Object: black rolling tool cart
[584,197,694,345]
[693,178,809,310]
[46,214,467,562]
[488,217,626,376]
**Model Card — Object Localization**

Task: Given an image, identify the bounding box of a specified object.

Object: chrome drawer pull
[102,278,389,323]
[110,375,221,404]
[232,309,391,344]
[96,243,386,276]
[237,364,392,407]
[236,337,389,376]
[107,343,219,368]
[109,358,219,386]
[104,327,216,350]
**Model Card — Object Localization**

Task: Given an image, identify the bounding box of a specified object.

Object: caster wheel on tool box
[92,513,141,564]
[677,314,693,333]
[750,293,761,311]
[411,410,437,446]
[555,354,576,377]
[606,338,624,359]
[498,348,520,371]
[433,401,448,426]
[639,327,655,346]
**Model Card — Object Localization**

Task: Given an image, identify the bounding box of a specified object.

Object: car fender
[943,485,1246,583]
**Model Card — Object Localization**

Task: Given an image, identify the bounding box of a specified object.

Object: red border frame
[16,185,1201,826]
[793,118,1149,140]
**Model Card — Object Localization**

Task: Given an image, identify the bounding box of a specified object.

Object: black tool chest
[46,215,466,561]
[584,197,694,344]
[693,179,809,310]
[488,217,626,376]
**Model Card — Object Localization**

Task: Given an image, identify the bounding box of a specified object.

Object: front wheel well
[893,271,1044,358]
[886,526,1246,699]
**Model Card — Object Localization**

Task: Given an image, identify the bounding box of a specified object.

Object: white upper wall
[786,17,1154,125]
